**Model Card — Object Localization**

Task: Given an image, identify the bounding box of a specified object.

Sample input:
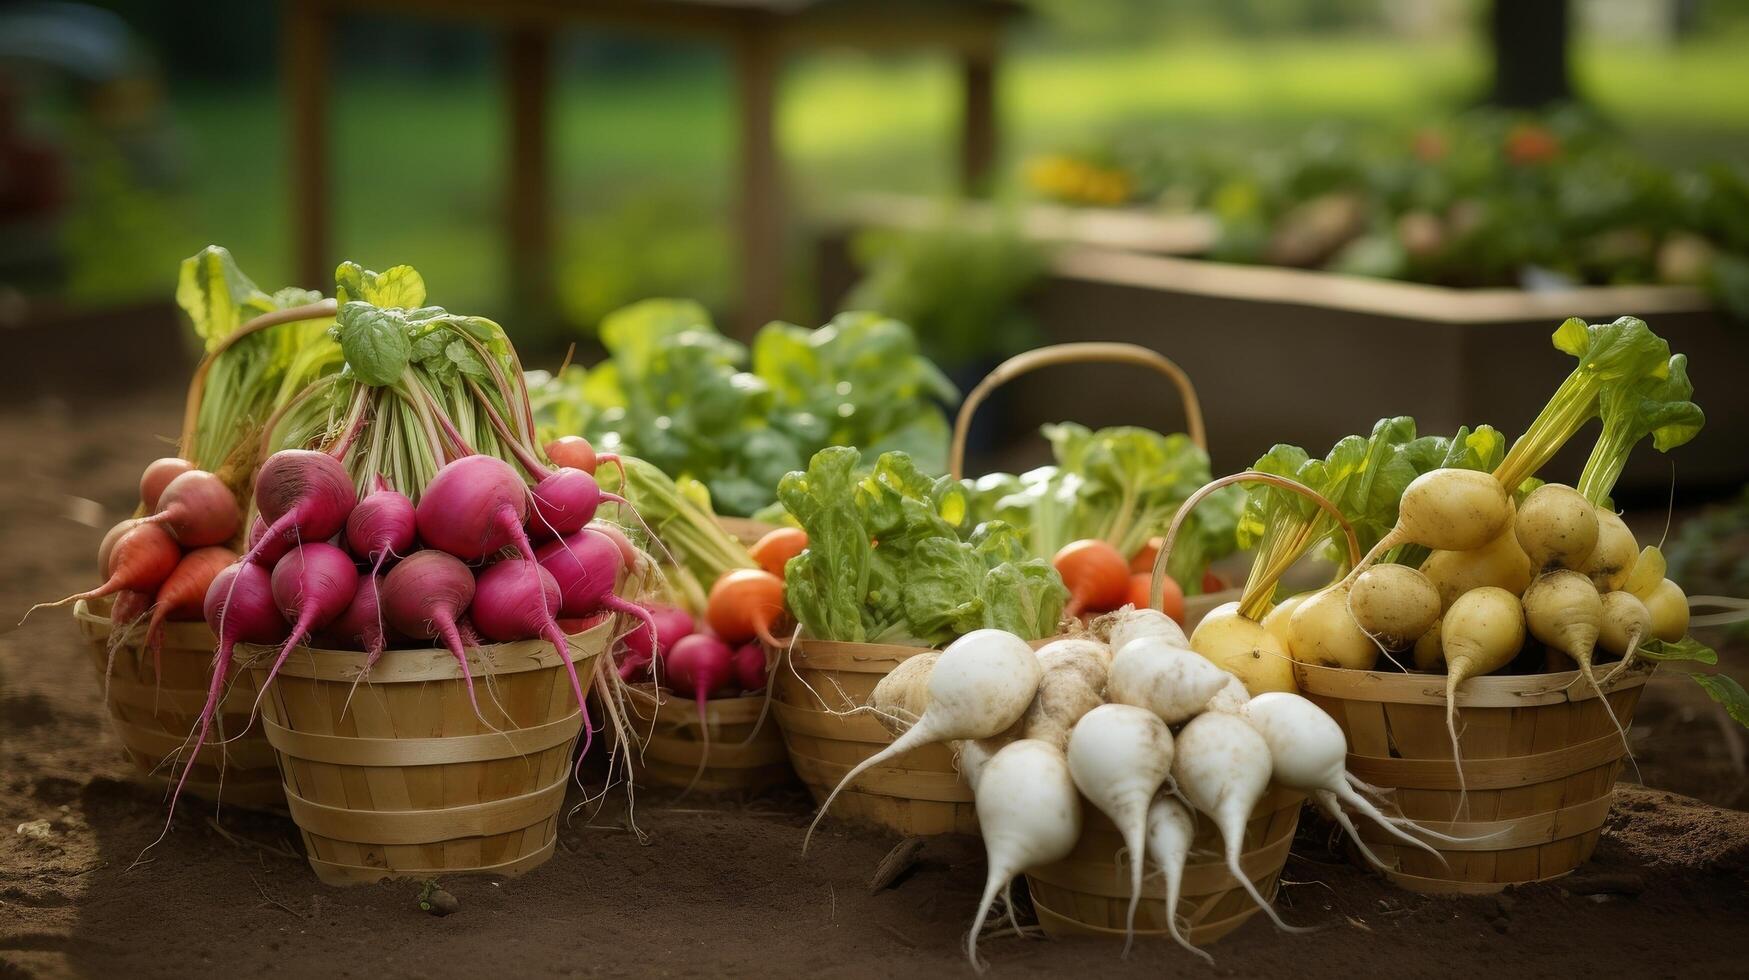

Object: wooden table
[283,0,1019,332]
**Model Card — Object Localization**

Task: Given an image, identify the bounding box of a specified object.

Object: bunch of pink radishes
[617,601,771,709]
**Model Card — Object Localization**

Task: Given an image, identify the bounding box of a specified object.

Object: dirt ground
[3,385,1747,980]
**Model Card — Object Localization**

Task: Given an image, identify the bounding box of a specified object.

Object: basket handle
[948,342,1207,480]
[177,299,340,459]
[1150,471,1359,613]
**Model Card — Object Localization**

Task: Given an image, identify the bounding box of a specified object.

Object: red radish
[320,573,393,664]
[587,520,640,570]
[28,522,180,617]
[705,569,786,649]
[251,543,360,708]
[345,478,416,580]
[662,634,736,713]
[1128,571,1185,625]
[471,558,600,757]
[139,469,240,547]
[416,455,539,563]
[534,528,655,640]
[748,527,808,577]
[140,457,195,511]
[381,550,485,718]
[1054,539,1130,618]
[169,562,289,823]
[245,449,357,566]
[142,546,237,665]
[620,603,694,680]
[110,589,151,630]
[97,518,141,579]
[246,515,295,568]
[544,436,596,474]
[731,641,768,693]
[528,466,606,538]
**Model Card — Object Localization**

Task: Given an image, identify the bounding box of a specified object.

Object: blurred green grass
[78,35,1749,322]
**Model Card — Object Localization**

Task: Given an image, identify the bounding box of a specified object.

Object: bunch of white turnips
[801,608,1456,971]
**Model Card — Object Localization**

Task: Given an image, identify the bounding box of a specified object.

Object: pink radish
[380,550,485,718]
[345,477,416,580]
[167,562,288,823]
[731,641,767,693]
[140,457,194,511]
[529,466,606,538]
[534,527,655,640]
[415,455,539,563]
[619,603,694,680]
[661,634,736,716]
[140,469,240,547]
[587,520,640,570]
[246,515,295,568]
[320,573,393,664]
[471,558,599,757]
[251,543,360,707]
[245,449,356,566]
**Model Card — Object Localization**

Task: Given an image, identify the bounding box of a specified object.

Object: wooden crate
[1296,661,1652,893]
[245,619,609,886]
[1026,788,1303,943]
[73,599,283,809]
[621,683,794,794]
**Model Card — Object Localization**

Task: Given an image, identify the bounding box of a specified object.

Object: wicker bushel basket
[621,683,794,794]
[772,639,978,836]
[244,618,609,886]
[73,599,283,809]
[1025,788,1303,942]
[1296,661,1653,894]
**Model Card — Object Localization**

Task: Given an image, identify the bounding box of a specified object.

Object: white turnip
[1106,636,1229,724]
[1066,703,1175,954]
[966,739,1081,972]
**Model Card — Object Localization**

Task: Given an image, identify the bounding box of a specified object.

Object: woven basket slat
[617,684,794,793]
[244,620,607,886]
[73,599,283,809]
[1297,661,1650,893]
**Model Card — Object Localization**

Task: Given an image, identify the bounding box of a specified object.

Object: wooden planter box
[817,226,1746,497]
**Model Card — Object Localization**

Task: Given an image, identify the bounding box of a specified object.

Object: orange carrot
[27,522,180,620]
[748,527,808,578]
[1054,539,1130,618]
[1128,572,1185,626]
[707,568,787,649]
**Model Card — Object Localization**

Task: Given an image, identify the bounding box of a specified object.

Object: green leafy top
[1494,316,1674,490]
[779,447,1066,646]
[1577,353,1704,506]
[529,301,957,516]
[597,456,757,615]
[962,422,1235,594]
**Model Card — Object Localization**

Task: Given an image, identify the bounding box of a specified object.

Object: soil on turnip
[2,385,1745,979]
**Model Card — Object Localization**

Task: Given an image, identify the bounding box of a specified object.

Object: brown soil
[3,386,1747,979]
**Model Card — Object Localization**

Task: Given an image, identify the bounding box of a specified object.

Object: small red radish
[731,641,767,693]
[1054,539,1130,618]
[661,633,736,711]
[528,466,606,539]
[381,550,485,719]
[30,522,180,618]
[245,449,357,566]
[587,520,640,570]
[544,436,596,474]
[140,457,195,511]
[170,562,288,822]
[619,603,694,680]
[140,469,240,547]
[320,573,394,665]
[97,517,141,579]
[706,569,787,648]
[345,477,416,578]
[246,514,295,568]
[142,546,237,666]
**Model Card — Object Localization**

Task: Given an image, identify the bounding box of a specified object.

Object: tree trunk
[1489,0,1572,108]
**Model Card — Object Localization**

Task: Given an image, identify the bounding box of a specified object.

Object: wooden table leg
[733,27,784,335]
[285,0,331,291]
[505,26,553,328]
[960,49,997,197]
